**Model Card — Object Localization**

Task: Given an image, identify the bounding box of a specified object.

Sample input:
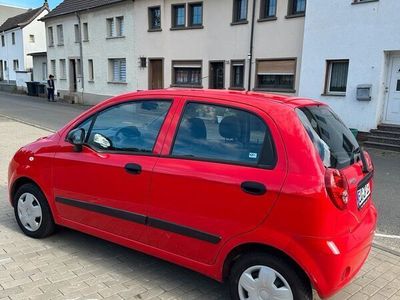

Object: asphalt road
[0,92,399,250]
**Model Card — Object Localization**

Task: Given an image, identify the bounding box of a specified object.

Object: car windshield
[296,105,360,169]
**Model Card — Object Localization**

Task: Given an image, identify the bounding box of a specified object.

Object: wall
[299,0,400,131]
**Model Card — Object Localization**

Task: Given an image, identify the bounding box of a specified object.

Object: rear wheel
[14,183,55,238]
[229,253,312,300]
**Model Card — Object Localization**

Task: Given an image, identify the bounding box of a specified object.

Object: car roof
[115,89,322,108]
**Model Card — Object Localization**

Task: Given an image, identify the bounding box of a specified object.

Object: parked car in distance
[8,89,377,300]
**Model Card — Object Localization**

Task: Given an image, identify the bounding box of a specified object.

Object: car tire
[14,183,55,238]
[229,252,312,300]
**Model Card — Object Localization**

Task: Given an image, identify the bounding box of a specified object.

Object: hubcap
[17,193,42,232]
[238,265,293,300]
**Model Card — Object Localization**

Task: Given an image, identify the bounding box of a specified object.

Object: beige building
[41,0,306,104]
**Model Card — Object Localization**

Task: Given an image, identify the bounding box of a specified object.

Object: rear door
[146,98,287,264]
[297,105,373,221]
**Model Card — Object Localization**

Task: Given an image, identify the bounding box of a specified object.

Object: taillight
[325,168,349,210]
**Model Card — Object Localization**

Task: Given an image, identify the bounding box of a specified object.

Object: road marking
[375,233,400,239]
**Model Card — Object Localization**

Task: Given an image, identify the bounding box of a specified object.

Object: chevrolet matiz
[8,89,377,300]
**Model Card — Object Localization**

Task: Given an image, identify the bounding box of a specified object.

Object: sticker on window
[249,152,258,159]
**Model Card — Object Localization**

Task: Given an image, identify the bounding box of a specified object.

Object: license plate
[357,181,371,209]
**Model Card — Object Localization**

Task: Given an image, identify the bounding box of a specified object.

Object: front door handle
[125,163,142,175]
[241,181,267,196]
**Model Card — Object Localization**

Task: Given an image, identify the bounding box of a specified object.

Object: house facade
[299,0,400,131]
[0,4,49,83]
[42,0,306,105]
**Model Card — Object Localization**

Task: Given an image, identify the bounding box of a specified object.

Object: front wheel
[14,183,55,238]
[229,253,312,300]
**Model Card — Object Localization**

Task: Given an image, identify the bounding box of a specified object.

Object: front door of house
[149,59,163,90]
[209,62,224,89]
[0,60,3,81]
[385,56,400,125]
[69,59,77,92]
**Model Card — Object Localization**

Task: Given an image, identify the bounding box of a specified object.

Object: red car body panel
[8,89,377,299]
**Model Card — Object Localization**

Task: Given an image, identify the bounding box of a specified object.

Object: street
[0,92,400,299]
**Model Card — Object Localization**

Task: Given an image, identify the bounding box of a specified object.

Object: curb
[372,242,400,257]
[0,113,55,133]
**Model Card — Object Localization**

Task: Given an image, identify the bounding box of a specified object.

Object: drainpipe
[76,12,84,101]
[247,0,256,91]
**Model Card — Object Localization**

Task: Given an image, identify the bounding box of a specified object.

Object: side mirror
[67,128,85,152]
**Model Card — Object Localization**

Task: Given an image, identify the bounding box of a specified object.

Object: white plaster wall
[22,10,49,71]
[299,0,400,131]
[0,29,24,81]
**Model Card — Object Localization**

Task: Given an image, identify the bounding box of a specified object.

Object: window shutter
[257,60,296,75]
[113,60,119,81]
[120,59,126,82]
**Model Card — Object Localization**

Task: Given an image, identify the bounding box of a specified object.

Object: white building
[299,0,400,131]
[42,0,307,105]
[0,3,49,83]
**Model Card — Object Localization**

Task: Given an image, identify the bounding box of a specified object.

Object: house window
[288,0,306,16]
[256,59,296,91]
[60,59,66,79]
[74,24,80,42]
[1,35,4,47]
[148,6,161,30]
[109,58,126,82]
[260,0,277,19]
[48,27,54,46]
[77,59,82,77]
[50,60,56,78]
[29,34,35,43]
[233,0,248,23]
[106,18,115,37]
[13,60,19,71]
[83,23,89,41]
[57,25,64,45]
[230,60,245,89]
[12,32,15,45]
[4,61,7,71]
[189,3,203,27]
[172,60,202,87]
[42,62,47,81]
[172,4,186,28]
[116,16,124,36]
[325,60,349,94]
[88,59,94,81]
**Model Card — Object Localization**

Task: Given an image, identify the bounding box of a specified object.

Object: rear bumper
[295,204,377,298]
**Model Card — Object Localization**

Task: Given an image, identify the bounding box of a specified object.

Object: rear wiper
[355,146,369,174]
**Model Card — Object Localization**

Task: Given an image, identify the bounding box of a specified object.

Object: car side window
[172,102,274,166]
[86,100,171,153]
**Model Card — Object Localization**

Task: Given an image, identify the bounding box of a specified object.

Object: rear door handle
[125,163,142,175]
[241,181,267,196]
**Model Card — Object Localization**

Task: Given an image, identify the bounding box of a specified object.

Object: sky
[0,0,62,9]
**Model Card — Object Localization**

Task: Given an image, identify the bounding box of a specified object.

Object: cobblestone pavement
[1,116,400,300]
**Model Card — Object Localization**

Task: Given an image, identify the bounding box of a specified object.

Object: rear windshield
[296,105,360,169]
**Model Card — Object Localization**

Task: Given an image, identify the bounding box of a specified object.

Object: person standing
[47,75,55,102]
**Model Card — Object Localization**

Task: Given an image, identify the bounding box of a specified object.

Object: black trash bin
[26,81,39,96]
[37,83,46,96]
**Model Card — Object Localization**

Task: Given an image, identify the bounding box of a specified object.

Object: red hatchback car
[8,90,377,300]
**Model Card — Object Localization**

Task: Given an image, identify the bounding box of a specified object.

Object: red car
[8,90,377,300]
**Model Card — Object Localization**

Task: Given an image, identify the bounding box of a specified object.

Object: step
[364,141,400,152]
[378,124,400,133]
[368,135,400,145]
[370,129,400,139]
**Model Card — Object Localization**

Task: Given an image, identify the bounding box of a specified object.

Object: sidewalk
[1,117,400,300]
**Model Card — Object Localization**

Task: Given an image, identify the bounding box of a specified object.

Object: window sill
[59,78,67,80]
[170,26,204,31]
[83,39,89,42]
[253,87,296,93]
[257,16,277,23]
[106,36,125,40]
[48,44,54,47]
[108,81,127,85]
[285,13,305,19]
[170,84,203,88]
[148,28,162,32]
[230,20,249,26]
[57,43,64,46]
[321,93,346,97]
[229,87,246,91]
[352,0,379,4]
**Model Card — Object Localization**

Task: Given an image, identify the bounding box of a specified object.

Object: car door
[53,98,174,243]
[146,98,287,264]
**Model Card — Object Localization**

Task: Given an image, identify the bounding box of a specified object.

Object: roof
[0,5,28,27]
[41,0,127,21]
[0,5,48,32]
